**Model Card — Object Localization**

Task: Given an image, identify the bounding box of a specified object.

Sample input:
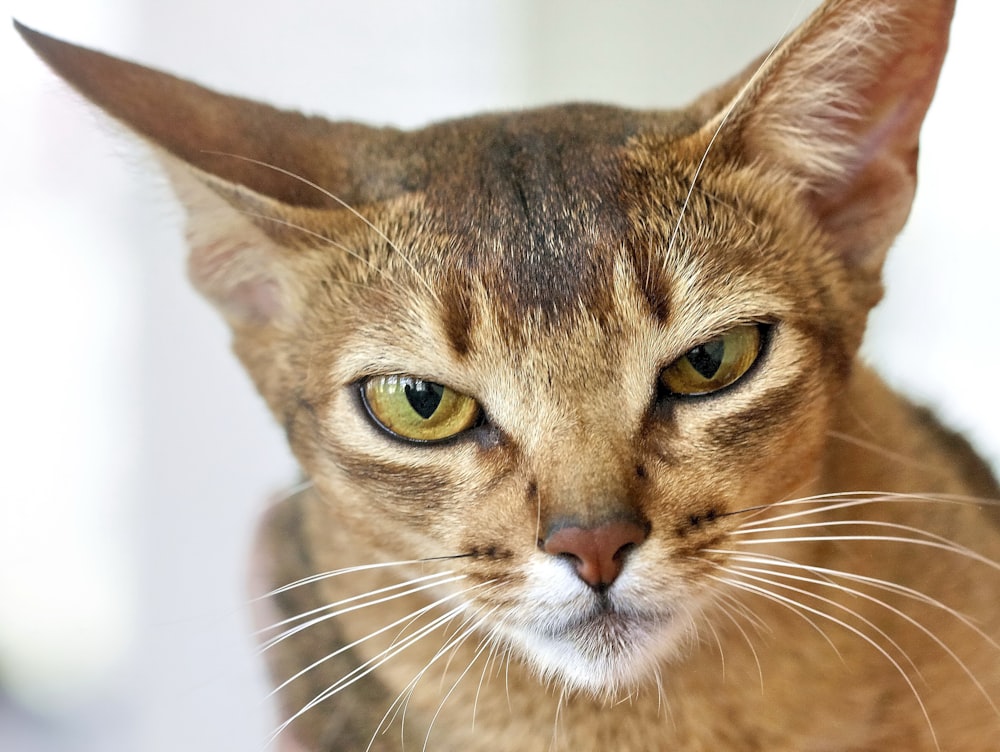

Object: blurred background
[2,0,998,749]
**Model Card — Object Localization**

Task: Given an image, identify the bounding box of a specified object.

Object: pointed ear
[15,22,403,326]
[705,0,955,276]
[14,21,405,208]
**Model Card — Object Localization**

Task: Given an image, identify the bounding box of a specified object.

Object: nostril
[542,519,648,588]
[614,541,638,561]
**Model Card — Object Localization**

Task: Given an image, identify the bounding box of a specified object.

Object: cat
[17,0,1000,748]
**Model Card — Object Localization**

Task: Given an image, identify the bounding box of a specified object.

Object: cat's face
[238,108,864,695]
[18,0,956,706]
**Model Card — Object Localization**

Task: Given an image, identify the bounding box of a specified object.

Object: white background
[2,0,998,750]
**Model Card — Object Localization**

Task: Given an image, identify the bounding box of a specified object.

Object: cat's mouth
[499,595,684,697]
[553,601,666,643]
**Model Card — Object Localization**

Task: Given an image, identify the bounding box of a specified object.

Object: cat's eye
[361,375,481,442]
[660,325,763,396]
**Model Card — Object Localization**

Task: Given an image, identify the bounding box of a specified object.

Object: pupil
[687,339,725,379]
[405,380,445,420]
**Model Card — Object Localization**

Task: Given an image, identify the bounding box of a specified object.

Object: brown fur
[18,0,1000,748]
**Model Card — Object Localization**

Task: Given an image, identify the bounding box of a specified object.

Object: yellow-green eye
[361,375,481,442]
[661,325,762,396]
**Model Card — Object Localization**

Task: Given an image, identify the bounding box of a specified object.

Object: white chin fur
[496,557,697,698]
[506,616,689,698]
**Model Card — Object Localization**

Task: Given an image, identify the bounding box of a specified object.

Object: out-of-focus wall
[3,1,996,750]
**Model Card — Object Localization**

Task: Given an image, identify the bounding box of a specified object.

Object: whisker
[270,599,469,747]
[257,555,472,600]
[269,587,466,701]
[201,150,442,303]
[370,590,503,749]
[734,491,1000,529]
[712,587,771,637]
[651,664,666,718]
[472,631,503,730]
[711,572,939,750]
[732,529,1000,572]
[725,567,925,679]
[826,430,938,474]
[707,570,844,660]
[551,685,567,752]
[664,12,799,260]
[698,600,730,681]
[236,208,386,275]
[372,608,485,752]
[272,479,314,503]
[257,571,464,652]
[729,491,889,525]
[735,516,979,550]
[269,577,499,747]
[716,549,1000,651]
[438,606,488,687]
[503,643,514,711]
[422,610,501,752]
[728,560,1000,717]
[704,593,763,689]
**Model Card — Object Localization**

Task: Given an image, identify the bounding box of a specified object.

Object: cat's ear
[15,21,393,326]
[704,0,954,278]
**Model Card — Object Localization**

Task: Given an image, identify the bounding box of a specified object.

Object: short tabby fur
[19,0,1000,748]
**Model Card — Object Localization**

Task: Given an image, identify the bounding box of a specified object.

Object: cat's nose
[541,519,648,589]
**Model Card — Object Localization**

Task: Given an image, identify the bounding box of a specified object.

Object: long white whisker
[826,430,938,473]
[735,492,1000,529]
[237,208,384,272]
[712,573,939,750]
[735,492,893,526]
[269,587,467,701]
[270,578,499,747]
[707,572,844,660]
[365,583,503,749]
[712,587,771,636]
[705,594,761,689]
[735,517,978,551]
[472,631,503,730]
[716,550,1000,652]
[726,567,922,678]
[664,11,800,258]
[375,608,482,752]
[700,600,729,681]
[257,557,468,600]
[550,685,567,752]
[729,561,1000,717]
[270,600,468,747]
[258,572,464,652]
[733,531,1000,572]
[422,610,501,752]
[201,150,442,303]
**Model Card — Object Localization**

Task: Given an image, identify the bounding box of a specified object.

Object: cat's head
[18,0,954,696]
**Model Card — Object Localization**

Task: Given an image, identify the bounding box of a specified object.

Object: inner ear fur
[698,0,955,277]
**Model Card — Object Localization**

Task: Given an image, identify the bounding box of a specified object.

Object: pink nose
[542,520,648,588]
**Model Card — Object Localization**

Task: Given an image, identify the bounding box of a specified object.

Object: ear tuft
[707,0,955,274]
[746,7,893,187]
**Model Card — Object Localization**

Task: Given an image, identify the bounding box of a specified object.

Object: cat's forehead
[403,104,703,321]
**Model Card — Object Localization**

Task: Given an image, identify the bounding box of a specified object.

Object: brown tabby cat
[18,0,1000,748]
